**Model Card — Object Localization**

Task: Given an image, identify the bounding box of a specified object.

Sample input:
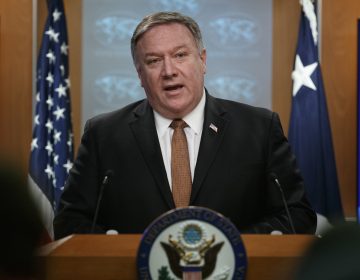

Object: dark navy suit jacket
[54,92,316,239]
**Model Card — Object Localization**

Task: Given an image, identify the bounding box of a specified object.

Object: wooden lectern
[37,234,314,280]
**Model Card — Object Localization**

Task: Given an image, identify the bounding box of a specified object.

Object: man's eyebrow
[172,45,188,51]
[144,52,161,58]
[144,45,189,57]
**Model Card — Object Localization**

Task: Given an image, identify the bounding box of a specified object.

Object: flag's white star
[44,164,54,179]
[61,42,68,55]
[46,50,56,64]
[31,138,38,151]
[46,97,54,110]
[46,72,54,86]
[53,154,59,165]
[45,141,54,156]
[291,54,318,96]
[52,177,57,188]
[67,132,73,150]
[45,27,55,37]
[34,115,40,126]
[54,129,62,144]
[36,92,40,102]
[63,160,73,173]
[53,106,66,120]
[55,83,67,98]
[60,65,65,76]
[45,119,53,133]
[53,8,62,22]
[65,78,71,89]
[45,27,59,43]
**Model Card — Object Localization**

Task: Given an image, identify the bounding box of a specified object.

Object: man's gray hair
[131,11,204,65]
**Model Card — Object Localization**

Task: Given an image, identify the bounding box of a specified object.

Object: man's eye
[147,58,160,65]
[175,52,187,58]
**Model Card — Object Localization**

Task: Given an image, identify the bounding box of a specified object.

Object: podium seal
[137,206,247,279]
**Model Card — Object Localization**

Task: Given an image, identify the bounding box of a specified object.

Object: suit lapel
[129,100,175,209]
[191,94,228,203]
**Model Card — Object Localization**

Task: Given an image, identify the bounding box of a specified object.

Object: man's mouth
[163,84,184,91]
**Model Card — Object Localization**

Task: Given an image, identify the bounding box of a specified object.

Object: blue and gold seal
[137,206,247,279]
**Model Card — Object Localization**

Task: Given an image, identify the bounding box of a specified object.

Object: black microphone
[91,170,114,233]
[269,173,296,234]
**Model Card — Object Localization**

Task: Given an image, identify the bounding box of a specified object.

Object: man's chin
[160,104,190,119]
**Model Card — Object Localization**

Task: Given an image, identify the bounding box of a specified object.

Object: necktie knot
[170,119,187,130]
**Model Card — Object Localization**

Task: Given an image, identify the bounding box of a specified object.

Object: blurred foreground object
[294,222,360,280]
[0,163,43,279]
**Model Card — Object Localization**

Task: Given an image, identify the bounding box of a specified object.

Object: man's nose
[162,57,177,79]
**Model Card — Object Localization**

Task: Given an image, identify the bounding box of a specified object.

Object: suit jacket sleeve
[241,112,316,234]
[54,119,106,239]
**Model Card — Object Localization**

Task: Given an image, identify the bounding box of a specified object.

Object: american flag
[288,0,343,224]
[29,0,73,239]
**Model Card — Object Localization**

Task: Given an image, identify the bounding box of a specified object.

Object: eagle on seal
[160,239,224,278]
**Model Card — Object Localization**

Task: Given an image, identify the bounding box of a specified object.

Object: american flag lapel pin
[209,123,218,133]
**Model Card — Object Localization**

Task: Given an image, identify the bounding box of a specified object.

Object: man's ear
[136,65,144,88]
[200,48,207,74]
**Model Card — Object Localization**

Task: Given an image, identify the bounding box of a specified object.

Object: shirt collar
[154,88,206,137]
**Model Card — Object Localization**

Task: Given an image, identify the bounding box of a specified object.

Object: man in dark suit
[54,11,316,239]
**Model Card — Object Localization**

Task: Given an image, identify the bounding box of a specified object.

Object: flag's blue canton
[29,0,73,212]
[289,4,343,222]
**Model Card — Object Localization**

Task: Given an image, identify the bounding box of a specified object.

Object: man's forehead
[138,23,193,42]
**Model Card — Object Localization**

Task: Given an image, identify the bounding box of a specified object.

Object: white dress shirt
[153,90,206,190]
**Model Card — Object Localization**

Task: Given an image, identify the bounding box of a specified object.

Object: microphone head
[269,172,278,181]
[102,170,114,185]
[105,169,114,178]
[269,172,282,188]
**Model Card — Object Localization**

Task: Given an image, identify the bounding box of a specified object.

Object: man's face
[135,23,206,119]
